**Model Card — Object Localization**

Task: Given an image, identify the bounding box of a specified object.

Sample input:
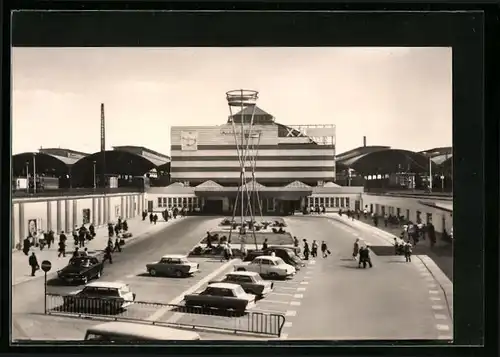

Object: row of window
[308,196,350,208]
[157,196,200,209]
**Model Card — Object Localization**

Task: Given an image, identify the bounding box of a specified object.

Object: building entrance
[204,199,223,214]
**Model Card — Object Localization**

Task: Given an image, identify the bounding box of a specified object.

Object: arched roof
[12,152,72,176]
[441,156,453,173]
[71,150,160,178]
[338,149,438,174]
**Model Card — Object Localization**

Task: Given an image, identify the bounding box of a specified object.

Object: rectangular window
[346,198,350,208]
[157,197,162,208]
[167,197,172,208]
[162,198,167,207]
[319,197,324,205]
[335,197,340,207]
[396,207,401,217]
[193,197,199,208]
[340,198,345,208]
[173,197,177,206]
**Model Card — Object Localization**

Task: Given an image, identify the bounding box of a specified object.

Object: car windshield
[233,285,245,296]
[252,274,263,282]
[274,258,285,265]
[70,258,90,267]
[180,258,189,264]
[82,287,120,298]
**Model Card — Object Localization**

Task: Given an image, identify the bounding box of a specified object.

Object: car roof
[87,322,200,340]
[255,256,281,261]
[84,281,127,289]
[161,254,186,259]
[208,282,241,290]
[227,271,259,277]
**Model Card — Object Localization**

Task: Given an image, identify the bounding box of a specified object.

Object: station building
[150,106,364,215]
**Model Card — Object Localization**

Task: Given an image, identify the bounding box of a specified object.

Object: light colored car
[85,322,201,341]
[146,254,199,278]
[63,281,136,313]
[209,271,274,298]
[184,282,256,312]
[233,256,296,279]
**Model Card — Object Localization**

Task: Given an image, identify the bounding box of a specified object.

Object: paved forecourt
[275,216,452,340]
[12,216,225,341]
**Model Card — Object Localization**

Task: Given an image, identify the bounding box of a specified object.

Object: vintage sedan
[146,254,199,278]
[234,256,296,279]
[57,256,104,284]
[62,281,136,314]
[209,271,274,298]
[183,283,256,313]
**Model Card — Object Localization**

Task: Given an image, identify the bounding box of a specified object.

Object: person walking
[303,239,310,260]
[404,241,413,262]
[320,241,329,258]
[58,231,67,258]
[262,238,269,251]
[29,252,39,276]
[358,245,373,268]
[113,237,122,253]
[311,240,318,258]
[352,238,360,260]
[103,244,113,264]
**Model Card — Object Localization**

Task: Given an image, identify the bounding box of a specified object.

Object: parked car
[244,247,304,270]
[146,254,199,278]
[234,256,296,279]
[62,281,136,314]
[183,283,256,312]
[85,322,201,341]
[209,271,274,298]
[57,256,104,284]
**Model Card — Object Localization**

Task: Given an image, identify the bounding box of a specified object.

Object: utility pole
[101,103,106,189]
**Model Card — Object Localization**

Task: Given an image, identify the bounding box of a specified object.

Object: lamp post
[428,156,433,192]
[93,161,97,189]
[440,175,445,192]
[33,153,37,194]
[25,161,29,193]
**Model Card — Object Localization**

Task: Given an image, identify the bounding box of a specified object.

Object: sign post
[41,260,52,314]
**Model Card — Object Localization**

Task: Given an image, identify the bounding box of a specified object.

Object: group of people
[352,238,373,268]
[107,218,129,238]
[303,204,327,215]
[296,237,330,260]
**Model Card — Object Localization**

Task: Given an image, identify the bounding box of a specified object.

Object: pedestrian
[303,239,310,260]
[29,252,39,276]
[428,222,436,248]
[113,237,122,253]
[58,231,67,258]
[153,214,158,224]
[358,245,373,268]
[352,238,360,260]
[72,226,79,247]
[320,241,329,258]
[108,223,114,238]
[122,220,128,232]
[22,236,31,256]
[103,244,113,264]
[89,223,96,239]
[293,236,299,248]
[114,223,120,237]
[404,241,413,262]
[240,243,247,260]
[311,240,318,258]
[82,247,89,257]
[262,238,268,250]
[73,247,80,258]
[78,228,86,248]
[47,230,55,249]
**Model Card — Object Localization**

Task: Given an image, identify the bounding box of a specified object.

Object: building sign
[181,131,198,151]
[220,128,260,138]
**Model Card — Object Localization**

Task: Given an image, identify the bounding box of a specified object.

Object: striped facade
[170,123,336,186]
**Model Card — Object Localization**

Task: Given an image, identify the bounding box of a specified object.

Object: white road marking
[432,305,444,310]
[434,314,448,320]
[430,296,441,301]
[300,281,309,285]
[436,324,450,331]
[259,300,290,305]
[147,260,235,322]
[285,310,297,317]
[290,301,301,306]
[293,294,304,299]
[296,287,307,292]
[280,333,289,340]
[275,286,300,291]
[284,322,293,328]
[303,276,311,280]
[429,290,439,294]
[428,283,437,288]
[269,292,294,297]
[309,261,316,265]
[253,308,284,314]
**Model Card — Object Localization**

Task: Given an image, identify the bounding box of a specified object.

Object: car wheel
[236,268,246,271]
[175,270,183,278]
[149,268,157,276]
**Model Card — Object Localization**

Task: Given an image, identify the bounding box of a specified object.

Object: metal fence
[45,293,286,337]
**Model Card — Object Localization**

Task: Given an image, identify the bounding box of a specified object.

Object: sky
[12,47,452,155]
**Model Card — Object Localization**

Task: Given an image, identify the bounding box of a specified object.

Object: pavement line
[290,301,301,306]
[285,310,297,317]
[280,333,289,340]
[434,314,448,320]
[125,274,136,278]
[276,287,300,291]
[269,292,294,297]
[309,261,316,265]
[430,296,442,301]
[296,287,306,292]
[428,283,438,288]
[284,322,293,328]
[303,276,311,280]
[293,294,304,299]
[259,300,290,305]
[253,308,285,314]
[300,281,309,285]
[432,305,444,310]
[436,324,450,331]
[429,290,439,294]
[147,259,236,322]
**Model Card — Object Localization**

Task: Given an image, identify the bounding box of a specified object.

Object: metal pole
[428,157,433,192]
[44,272,47,314]
[33,154,37,194]
[25,161,29,193]
[93,161,96,189]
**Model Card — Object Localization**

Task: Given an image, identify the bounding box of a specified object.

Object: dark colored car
[57,256,104,284]
[184,283,256,313]
[209,271,274,298]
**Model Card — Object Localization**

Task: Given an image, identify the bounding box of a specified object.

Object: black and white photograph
[11,46,454,343]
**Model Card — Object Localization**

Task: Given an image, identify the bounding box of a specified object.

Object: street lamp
[32,153,37,194]
[440,175,445,192]
[93,161,97,189]
[428,156,433,192]
[25,161,29,193]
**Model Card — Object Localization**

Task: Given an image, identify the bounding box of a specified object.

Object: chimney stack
[363,136,367,147]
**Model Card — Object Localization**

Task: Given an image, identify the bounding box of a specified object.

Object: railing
[12,186,145,198]
[45,294,286,337]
